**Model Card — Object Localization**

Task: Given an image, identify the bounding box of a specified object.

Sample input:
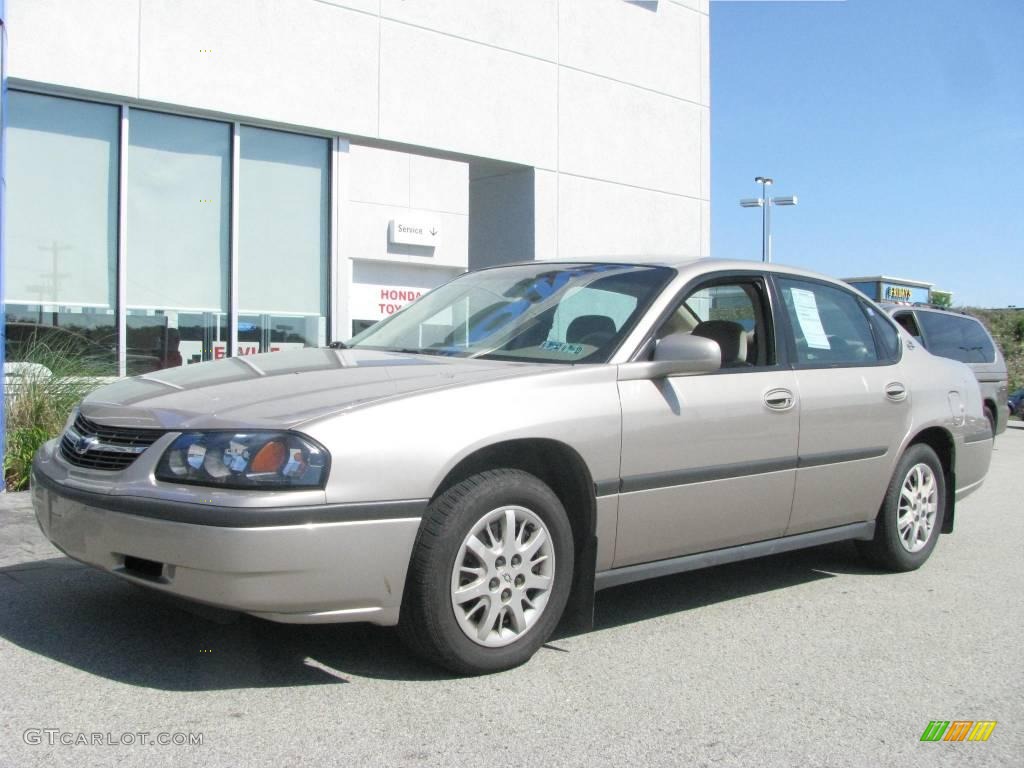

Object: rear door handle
[764,388,796,412]
[885,382,907,402]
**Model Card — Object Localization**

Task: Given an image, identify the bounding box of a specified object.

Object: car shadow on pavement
[577,540,877,636]
[0,541,881,688]
[0,556,444,687]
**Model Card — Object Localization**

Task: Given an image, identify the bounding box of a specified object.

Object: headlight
[156,431,328,489]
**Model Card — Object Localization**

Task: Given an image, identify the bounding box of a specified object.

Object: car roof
[879,303,985,322]
[527,256,856,288]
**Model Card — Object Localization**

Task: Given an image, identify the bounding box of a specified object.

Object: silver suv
[884,305,1008,436]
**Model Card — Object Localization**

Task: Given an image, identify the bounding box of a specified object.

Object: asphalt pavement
[1,428,1022,767]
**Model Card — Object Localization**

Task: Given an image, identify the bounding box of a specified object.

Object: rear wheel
[857,444,945,571]
[985,405,997,441]
[398,469,574,675]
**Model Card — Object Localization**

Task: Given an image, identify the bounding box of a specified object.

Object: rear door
[774,277,909,535]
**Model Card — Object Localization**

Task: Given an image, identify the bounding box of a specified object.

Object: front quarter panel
[299,364,623,507]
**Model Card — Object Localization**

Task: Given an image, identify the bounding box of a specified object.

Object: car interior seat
[566,315,617,348]
[691,319,748,367]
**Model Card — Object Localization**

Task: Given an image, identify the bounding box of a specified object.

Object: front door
[614,275,800,567]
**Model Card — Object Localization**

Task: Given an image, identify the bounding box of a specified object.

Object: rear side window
[916,312,995,363]
[892,311,923,343]
[777,278,881,366]
[863,302,901,362]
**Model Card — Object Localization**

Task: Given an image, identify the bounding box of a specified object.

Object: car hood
[80,348,544,430]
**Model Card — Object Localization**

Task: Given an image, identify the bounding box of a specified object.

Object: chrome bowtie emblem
[74,435,100,455]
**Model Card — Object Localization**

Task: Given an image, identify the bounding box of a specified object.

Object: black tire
[398,469,574,675]
[856,444,946,572]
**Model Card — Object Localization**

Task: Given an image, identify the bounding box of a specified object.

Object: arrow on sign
[429,228,438,236]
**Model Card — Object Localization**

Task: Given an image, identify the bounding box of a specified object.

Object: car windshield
[346,263,674,363]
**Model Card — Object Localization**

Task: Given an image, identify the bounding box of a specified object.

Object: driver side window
[656,279,775,369]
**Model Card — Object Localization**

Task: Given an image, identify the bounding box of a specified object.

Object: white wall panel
[559,0,701,103]
[138,0,379,137]
[410,155,470,214]
[700,199,711,259]
[312,0,380,14]
[379,21,557,168]
[557,174,701,260]
[381,0,557,61]
[700,106,711,201]
[559,68,701,198]
[348,145,411,208]
[700,11,710,107]
[8,0,140,97]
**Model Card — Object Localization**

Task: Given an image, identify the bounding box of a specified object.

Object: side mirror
[618,332,721,381]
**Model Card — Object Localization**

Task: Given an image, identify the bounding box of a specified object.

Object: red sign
[378,287,422,316]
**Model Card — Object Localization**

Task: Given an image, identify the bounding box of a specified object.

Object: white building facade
[3,0,709,374]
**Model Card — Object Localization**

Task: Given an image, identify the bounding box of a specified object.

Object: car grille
[59,412,166,471]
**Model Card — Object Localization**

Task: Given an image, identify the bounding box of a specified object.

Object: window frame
[912,309,996,365]
[890,309,924,343]
[629,270,788,374]
[769,275,902,370]
[860,297,903,364]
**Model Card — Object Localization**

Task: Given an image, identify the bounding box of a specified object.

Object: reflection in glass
[238,127,329,351]
[5,93,119,374]
[348,263,673,364]
[127,110,231,366]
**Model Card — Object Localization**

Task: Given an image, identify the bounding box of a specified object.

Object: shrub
[4,425,51,491]
[4,332,111,490]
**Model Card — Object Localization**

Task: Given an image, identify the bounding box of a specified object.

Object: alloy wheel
[450,505,555,647]
[896,462,938,553]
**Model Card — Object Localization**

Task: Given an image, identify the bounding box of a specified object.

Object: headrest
[566,315,617,344]
[691,320,748,366]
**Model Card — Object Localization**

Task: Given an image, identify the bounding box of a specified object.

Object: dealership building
[1,0,710,374]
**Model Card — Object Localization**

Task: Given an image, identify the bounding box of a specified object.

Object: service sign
[388,216,441,248]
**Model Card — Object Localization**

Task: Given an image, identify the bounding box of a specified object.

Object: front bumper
[31,447,424,625]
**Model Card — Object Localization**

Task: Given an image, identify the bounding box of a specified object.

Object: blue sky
[710,0,1024,307]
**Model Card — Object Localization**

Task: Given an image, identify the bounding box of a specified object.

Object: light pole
[739,176,798,263]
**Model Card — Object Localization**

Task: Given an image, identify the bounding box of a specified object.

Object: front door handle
[885,382,908,402]
[764,388,796,412]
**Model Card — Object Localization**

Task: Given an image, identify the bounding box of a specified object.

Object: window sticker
[789,288,831,350]
[540,340,585,356]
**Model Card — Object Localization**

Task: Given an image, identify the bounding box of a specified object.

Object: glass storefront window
[5,94,336,376]
[5,93,120,374]
[238,126,329,352]
[127,110,231,367]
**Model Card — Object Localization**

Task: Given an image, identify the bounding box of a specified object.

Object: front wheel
[398,469,574,675]
[856,444,946,571]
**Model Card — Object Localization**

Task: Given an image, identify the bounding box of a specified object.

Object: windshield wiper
[383,347,451,357]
